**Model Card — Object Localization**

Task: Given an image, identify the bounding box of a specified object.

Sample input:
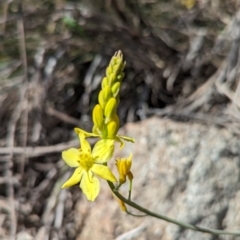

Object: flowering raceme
[62,50,135,202]
[74,51,134,150]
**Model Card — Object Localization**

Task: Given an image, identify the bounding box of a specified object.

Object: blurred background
[1,0,240,239]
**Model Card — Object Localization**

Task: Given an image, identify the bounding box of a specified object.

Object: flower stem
[108,181,240,236]
[128,180,132,200]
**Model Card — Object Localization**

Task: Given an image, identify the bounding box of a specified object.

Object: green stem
[126,210,147,217]
[128,180,132,200]
[108,181,240,236]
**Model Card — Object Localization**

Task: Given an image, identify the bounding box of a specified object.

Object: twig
[17,1,29,177]
[115,223,147,240]
[54,172,70,229]
[0,138,96,159]
[5,88,25,239]
[46,106,80,126]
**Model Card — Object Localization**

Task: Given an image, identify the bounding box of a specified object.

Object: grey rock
[75,117,240,240]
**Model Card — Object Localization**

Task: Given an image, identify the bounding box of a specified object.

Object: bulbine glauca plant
[61,51,240,237]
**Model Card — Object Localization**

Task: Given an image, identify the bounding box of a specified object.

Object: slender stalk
[128,180,132,200]
[126,211,146,217]
[108,181,240,236]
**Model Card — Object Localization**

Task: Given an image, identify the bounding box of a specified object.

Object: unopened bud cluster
[92,51,125,139]
[115,154,133,184]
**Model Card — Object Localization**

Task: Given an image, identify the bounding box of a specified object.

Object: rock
[75,117,240,240]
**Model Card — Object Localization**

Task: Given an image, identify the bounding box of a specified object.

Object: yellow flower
[62,132,116,201]
[115,153,133,184]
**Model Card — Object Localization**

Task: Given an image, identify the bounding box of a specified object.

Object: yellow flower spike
[61,132,116,201]
[92,104,104,131]
[111,82,120,98]
[104,98,117,123]
[72,51,134,150]
[115,153,133,184]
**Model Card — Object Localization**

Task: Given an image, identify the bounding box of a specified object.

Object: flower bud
[111,82,120,98]
[104,98,117,123]
[115,154,133,184]
[107,73,115,87]
[111,114,119,130]
[103,85,111,102]
[98,90,105,109]
[92,104,104,130]
[101,77,108,89]
[107,120,118,139]
[106,66,112,77]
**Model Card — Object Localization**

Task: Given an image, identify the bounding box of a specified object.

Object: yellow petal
[74,128,99,138]
[91,164,117,182]
[92,139,114,163]
[116,197,127,212]
[115,136,125,149]
[118,135,135,143]
[62,167,83,188]
[62,148,80,167]
[79,132,91,152]
[80,171,100,201]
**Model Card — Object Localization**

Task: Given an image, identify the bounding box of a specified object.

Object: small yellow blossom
[115,153,133,184]
[62,132,116,201]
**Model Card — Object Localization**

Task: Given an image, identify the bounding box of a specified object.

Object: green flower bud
[104,98,117,123]
[111,82,120,98]
[92,104,104,130]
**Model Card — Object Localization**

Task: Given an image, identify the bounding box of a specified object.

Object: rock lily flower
[115,153,133,184]
[62,132,117,201]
